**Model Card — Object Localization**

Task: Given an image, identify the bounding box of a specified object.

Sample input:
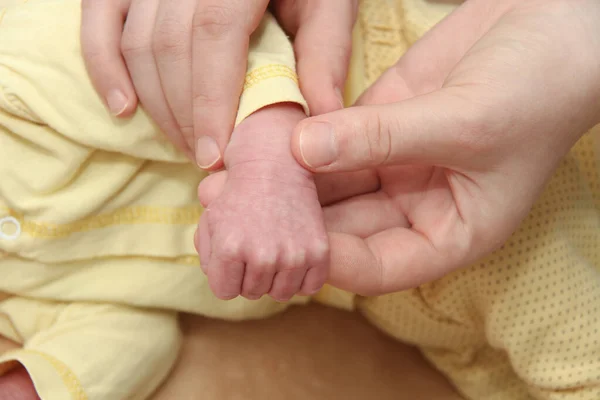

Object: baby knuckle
[251,249,278,271]
[206,207,226,224]
[310,238,330,261]
[192,4,238,39]
[215,234,244,260]
[283,246,306,269]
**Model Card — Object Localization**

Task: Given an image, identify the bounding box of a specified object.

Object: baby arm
[197,103,329,302]
[194,11,331,302]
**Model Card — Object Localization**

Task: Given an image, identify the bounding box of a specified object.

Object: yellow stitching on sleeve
[175,255,200,265]
[2,252,200,268]
[244,64,298,90]
[0,205,202,239]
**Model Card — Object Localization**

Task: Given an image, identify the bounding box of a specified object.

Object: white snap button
[0,216,21,240]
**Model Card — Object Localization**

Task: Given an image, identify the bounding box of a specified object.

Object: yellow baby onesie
[0,0,309,398]
[1,0,599,399]
[316,1,600,399]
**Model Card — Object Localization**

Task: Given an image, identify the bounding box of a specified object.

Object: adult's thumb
[291,89,480,173]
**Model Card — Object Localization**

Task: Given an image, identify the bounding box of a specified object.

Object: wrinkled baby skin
[196,104,330,301]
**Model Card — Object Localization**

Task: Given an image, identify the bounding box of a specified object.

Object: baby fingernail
[196,136,221,169]
[106,89,128,116]
[299,122,338,168]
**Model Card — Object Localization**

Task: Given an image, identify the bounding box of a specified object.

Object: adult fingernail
[195,136,221,169]
[299,122,338,168]
[106,89,128,116]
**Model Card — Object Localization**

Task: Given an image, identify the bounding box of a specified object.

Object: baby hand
[196,105,329,301]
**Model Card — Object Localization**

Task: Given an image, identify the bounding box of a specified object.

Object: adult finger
[323,192,408,237]
[121,0,193,158]
[314,169,379,206]
[192,0,270,169]
[293,0,509,169]
[81,0,138,117]
[274,0,358,115]
[327,223,471,296]
[153,0,197,146]
[292,89,490,173]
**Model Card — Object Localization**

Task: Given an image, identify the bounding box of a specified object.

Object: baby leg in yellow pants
[0,297,180,400]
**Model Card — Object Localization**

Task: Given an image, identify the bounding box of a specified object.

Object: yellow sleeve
[235,12,309,126]
[0,2,306,160]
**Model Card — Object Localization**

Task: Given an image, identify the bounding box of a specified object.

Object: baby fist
[196,163,330,302]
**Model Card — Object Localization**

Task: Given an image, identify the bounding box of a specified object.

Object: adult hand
[291,0,600,296]
[80,0,357,168]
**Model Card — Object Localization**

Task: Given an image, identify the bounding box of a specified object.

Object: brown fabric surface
[152,305,463,400]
